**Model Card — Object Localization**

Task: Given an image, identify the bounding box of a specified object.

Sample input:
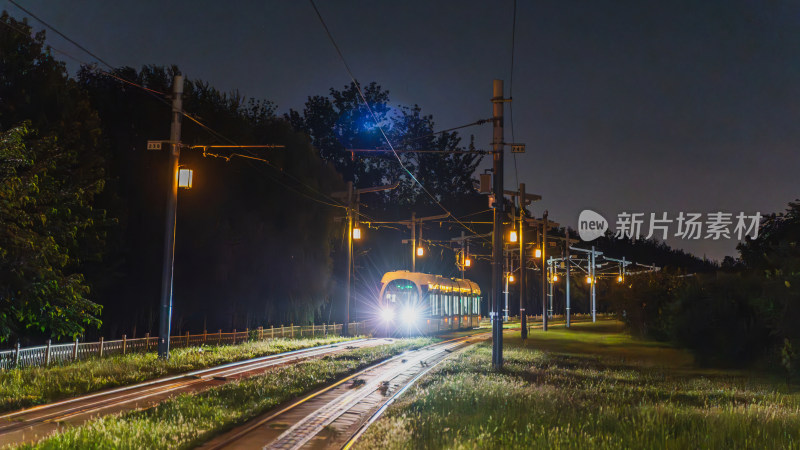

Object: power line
[509,0,519,188]
[7,0,116,71]
[308,0,489,243]
[2,3,359,222]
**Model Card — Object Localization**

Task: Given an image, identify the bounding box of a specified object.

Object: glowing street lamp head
[352,226,362,240]
[552,274,559,282]
[509,230,518,243]
[534,248,542,259]
[380,307,394,323]
[586,276,593,284]
[617,275,623,283]
[178,168,193,189]
[417,246,424,257]
[464,257,472,268]
[508,273,515,283]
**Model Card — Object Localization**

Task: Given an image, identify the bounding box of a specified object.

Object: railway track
[200,332,493,450]
[0,338,387,447]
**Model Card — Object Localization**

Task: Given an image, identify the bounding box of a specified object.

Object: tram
[376,270,482,335]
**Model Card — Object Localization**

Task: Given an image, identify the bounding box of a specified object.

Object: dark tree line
[604,201,800,374]
[0,13,489,343]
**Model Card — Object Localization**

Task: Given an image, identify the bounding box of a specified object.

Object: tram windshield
[383,279,419,306]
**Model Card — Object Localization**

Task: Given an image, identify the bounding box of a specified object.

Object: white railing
[0,322,365,370]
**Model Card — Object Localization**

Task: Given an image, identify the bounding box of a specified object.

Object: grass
[0,335,357,413]
[356,320,800,449]
[19,337,436,450]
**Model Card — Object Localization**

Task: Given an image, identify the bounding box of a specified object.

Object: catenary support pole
[541,211,548,331]
[411,212,416,272]
[565,229,571,328]
[343,181,353,336]
[491,79,505,369]
[591,245,597,322]
[519,183,527,339]
[158,75,183,359]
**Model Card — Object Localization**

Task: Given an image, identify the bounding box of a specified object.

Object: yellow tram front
[377,270,481,335]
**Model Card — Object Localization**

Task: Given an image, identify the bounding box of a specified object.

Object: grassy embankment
[19,337,435,450]
[0,335,357,413]
[357,320,800,449]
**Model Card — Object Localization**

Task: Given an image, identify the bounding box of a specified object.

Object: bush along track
[18,337,436,449]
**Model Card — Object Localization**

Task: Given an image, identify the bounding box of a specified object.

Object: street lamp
[552,274,558,282]
[352,224,362,240]
[464,256,471,268]
[508,273,515,283]
[509,230,518,243]
[534,248,542,259]
[586,276,593,284]
[178,168,193,189]
[617,275,623,283]
[417,246,424,257]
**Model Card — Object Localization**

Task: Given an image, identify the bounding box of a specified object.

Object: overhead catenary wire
[3,2,362,220]
[308,0,490,243]
[509,0,519,188]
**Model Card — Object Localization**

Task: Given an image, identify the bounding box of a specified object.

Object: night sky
[8,0,800,261]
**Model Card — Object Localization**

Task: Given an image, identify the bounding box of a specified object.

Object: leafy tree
[0,125,102,341]
[287,82,483,210]
[0,12,107,342]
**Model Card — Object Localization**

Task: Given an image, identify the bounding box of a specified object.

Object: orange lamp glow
[178,168,193,189]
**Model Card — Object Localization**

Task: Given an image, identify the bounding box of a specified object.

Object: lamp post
[157,75,183,359]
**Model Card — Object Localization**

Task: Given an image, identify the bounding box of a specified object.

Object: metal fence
[0,322,364,370]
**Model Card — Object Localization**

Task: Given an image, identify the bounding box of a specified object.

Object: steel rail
[204,332,491,450]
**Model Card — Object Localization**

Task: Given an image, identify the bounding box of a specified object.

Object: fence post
[323,323,327,336]
[122,335,127,355]
[14,341,20,368]
[218,329,222,345]
[99,336,104,357]
[45,339,52,366]
[145,333,150,352]
[270,325,274,339]
[72,338,79,362]
[203,329,207,344]
[233,329,237,345]
[185,331,189,348]
[300,325,303,338]
[291,323,294,339]
[281,325,284,338]
[258,326,263,340]
[245,328,249,342]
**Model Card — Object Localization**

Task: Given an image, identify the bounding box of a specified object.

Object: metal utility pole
[157,75,183,359]
[332,181,398,336]
[590,245,597,322]
[460,231,466,279]
[541,211,548,331]
[400,212,448,273]
[519,184,527,339]
[491,79,505,370]
[344,181,354,336]
[503,183,540,338]
[569,246,603,323]
[565,229,571,328]
[548,257,554,317]
[411,212,416,272]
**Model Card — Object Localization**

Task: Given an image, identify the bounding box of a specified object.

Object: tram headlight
[380,307,394,323]
[401,307,418,325]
